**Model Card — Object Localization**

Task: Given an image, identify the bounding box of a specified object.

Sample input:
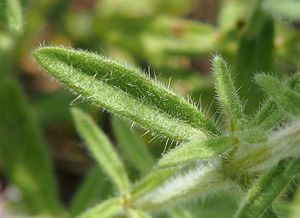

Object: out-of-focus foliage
[0,0,300,217]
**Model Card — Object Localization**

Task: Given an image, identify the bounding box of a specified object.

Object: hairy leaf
[234,158,300,218]
[212,55,245,130]
[131,167,180,200]
[72,108,130,194]
[158,136,235,168]
[251,73,300,130]
[255,74,300,116]
[134,165,222,210]
[34,46,218,141]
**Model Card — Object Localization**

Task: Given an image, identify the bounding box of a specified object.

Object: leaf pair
[71,108,193,217]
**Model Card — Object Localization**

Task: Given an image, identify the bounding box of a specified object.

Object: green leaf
[112,117,154,174]
[234,157,300,218]
[70,166,112,216]
[134,165,222,211]
[288,73,300,92]
[235,7,274,114]
[251,73,300,130]
[158,136,235,168]
[251,100,285,130]
[255,74,300,116]
[33,46,220,142]
[212,55,246,130]
[0,0,23,32]
[0,77,61,215]
[79,197,123,218]
[71,108,130,194]
[238,127,267,144]
[131,167,180,200]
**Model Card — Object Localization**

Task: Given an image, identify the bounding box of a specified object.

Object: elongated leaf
[70,166,112,216]
[0,77,61,215]
[158,136,235,168]
[71,108,130,194]
[34,46,220,142]
[234,158,300,218]
[212,55,245,130]
[134,164,222,211]
[235,7,274,114]
[79,197,123,218]
[255,74,300,116]
[251,100,284,130]
[251,73,300,130]
[0,0,22,32]
[112,117,154,174]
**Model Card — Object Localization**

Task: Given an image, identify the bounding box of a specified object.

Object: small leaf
[134,164,222,211]
[79,197,123,218]
[0,0,23,32]
[70,166,112,216]
[158,136,235,168]
[112,117,154,174]
[34,46,220,142]
[212,55,246,130]
[251,99,285,130]
[134,164,222,210]
[251,73,300,130]
[71,108,130,194]
[234,157,300,218]
[255,74,300,116]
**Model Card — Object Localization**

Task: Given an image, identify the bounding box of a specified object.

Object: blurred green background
[0,0,300,217]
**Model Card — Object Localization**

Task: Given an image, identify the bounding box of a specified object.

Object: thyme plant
[34,46,300,218]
